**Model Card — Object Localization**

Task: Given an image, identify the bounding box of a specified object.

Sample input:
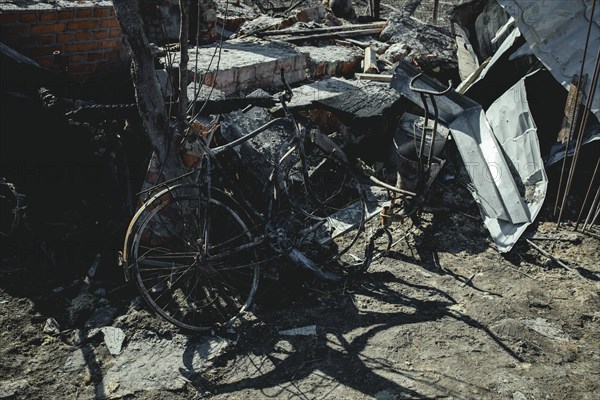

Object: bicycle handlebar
[409,73,453,96]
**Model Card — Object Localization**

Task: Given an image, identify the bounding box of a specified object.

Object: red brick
[0,13,19,24]
[41,11,59,22]
[95,8,112,18]
[105,50,122,61]
[75,31,90,40]
[65,42,97,52]
[10,36,35,47]
[99,18,119,28]
[76,9,94,18]
[37,35,55,45]
[0,24,29,35]
[31,23,65,34]
[67,20,98,30]
[37,56,55,67]
[70,54,87,63]
[87,52,105,62]
[92,30,109,40]
[109,28,122,38]
[27,47,60,57]
[57,33,74,43]
[59,9,75,20]
[98,40,120,49]
[19,13,38,23]
[69,63,96,73]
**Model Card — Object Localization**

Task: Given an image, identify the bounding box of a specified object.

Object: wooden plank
[256,21,387,37]
[355,73,392,82]
[363,46,379,73]
[282,28,384,43]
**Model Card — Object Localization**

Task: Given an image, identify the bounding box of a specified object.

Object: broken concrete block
[380,12,457,76]
[297,44,363,79]
[84,305,118,330]
[172,39,306,95]
[215,0,258,32]
[101,327,126,356]
[274,77,365,111]
[279,325,318,336]
[0,379,29,399]
[97,331,229,398]
[43,318,60,335]
[238,15,285,36]
[68,293,98,325]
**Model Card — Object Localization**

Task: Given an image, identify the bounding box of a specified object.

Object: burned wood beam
[283,28,384,43]
[363,47,379,73]
[256,21,387,37]
[178,0,190,125]
[355,73,392,82]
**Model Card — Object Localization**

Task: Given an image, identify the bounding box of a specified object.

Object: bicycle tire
[280,145,368,277]
[130,184,259,332]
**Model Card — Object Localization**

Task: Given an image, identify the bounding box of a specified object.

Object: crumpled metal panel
[391,62,530,226]
[497,0,600,120]
[484,71,548,251]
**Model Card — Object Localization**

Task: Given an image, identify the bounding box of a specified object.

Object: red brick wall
[0,6,128,82]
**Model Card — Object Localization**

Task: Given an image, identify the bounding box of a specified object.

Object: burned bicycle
[120,71,368,332]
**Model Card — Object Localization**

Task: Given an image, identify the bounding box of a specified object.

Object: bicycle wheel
[130,184,259,332]
[281,145,367,277]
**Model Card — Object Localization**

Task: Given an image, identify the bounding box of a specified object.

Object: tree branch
[178,0,190,125]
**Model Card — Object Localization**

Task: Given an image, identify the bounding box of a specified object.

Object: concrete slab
[96,330,229,399]
[297,44,363,79]
[169,39,306,95]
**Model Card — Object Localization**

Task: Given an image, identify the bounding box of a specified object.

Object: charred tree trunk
[112,0,185,188]
[178,0,190,125]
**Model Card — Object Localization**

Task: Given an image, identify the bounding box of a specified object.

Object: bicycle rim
[131,185,259,332]
[282,148,368,276]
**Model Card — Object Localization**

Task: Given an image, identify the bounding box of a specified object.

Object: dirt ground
[2,0,600,399]
[2,208,600,399]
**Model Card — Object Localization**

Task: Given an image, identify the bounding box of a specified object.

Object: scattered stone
[238,15,285,36]
[68,293,98,326]
[513,391,528,400]
[380,12,457,75]
[64,329,84,347]
[61,348,89,373]
[43,318,61,335]
[298,44,363,79]
[101,327,126,356]
[0,379,28,399]
[522,318,569,342]
[84,305,118,330]
[97,331,229,398]
[215,0,259,32]
[279,325,318,336]
[276,77,365,111]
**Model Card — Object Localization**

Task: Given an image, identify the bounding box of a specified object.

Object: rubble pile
[1,0,599,334]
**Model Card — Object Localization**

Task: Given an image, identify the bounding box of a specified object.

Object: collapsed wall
[0,0,216,82]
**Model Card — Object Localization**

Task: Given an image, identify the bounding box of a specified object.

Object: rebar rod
[575,156,600,230]
[557,45,600,226]
[554,0,597,217]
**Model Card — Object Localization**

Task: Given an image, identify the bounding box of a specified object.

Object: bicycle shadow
[179,268,522,398]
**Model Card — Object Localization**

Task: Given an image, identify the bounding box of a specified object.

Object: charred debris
[1,0,599,279]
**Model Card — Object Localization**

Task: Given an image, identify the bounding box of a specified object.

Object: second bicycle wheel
[281,145,368,277]
[130,185,259,332]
